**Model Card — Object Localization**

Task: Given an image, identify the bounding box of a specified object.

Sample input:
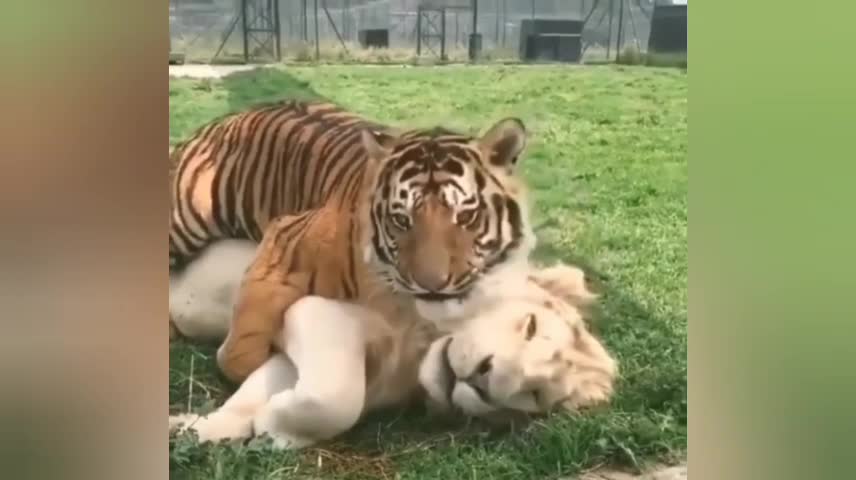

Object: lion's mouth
[440,337,457,405]
[413,291,468,302]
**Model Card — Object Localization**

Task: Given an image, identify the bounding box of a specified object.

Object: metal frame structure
[416,5,448,59]
[213,0,281,63]
[300,0,350,61]
[416,1,480,61]
[580,0,649,61]
[170,0,654,65]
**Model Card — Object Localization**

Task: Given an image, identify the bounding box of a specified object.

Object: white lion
[169,240,618,449]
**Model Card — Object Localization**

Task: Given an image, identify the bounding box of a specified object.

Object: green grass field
[169,65,687,479]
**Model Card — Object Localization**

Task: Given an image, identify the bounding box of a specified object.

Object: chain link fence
[170,0,663,64]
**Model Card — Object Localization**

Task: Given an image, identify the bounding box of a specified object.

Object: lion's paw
[169,411,253,443]
[169,413,200,433]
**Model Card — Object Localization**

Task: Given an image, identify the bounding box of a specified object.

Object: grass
[171,37,670,67]
[170,38,515,65]
[169,65,687,479]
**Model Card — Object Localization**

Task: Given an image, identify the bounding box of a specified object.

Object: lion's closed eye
[524,314,537,340]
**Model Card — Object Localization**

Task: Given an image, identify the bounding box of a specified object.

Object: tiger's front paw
[215,340,271,384]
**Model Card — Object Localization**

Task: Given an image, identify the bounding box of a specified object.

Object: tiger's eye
[391,213,410,230]
[456,210,476,225]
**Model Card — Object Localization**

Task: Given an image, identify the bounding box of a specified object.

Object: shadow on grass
[292,232,687,477]
[219,67,326,114]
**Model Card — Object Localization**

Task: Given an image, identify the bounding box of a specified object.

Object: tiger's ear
[476,118,527,171]
[361,128,398,164]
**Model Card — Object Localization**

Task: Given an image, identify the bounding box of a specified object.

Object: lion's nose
[474,355,493,376]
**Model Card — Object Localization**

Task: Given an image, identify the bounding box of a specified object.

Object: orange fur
[169,101,535,383]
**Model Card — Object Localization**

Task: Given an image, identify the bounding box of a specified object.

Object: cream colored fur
[169,240,259,341]
[170,241,617,449]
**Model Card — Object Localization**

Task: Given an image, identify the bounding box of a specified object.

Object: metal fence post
[607,0,615,60]
[441,8,447,60]
[617,0,625,58]
[417,6,422,56]
[314,0,320,60]
[241,0,249,62]
[273,0,281,60]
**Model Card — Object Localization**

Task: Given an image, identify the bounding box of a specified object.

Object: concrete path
[577,463,687,480]
[168,64,272,79]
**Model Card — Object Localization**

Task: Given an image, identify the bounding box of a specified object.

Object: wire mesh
[169,0,659,63]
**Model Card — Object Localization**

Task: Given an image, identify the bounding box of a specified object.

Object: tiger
[168,99,537,383]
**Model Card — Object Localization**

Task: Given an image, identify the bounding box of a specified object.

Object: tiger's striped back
[169,100,383,271]
[170,100,538,382]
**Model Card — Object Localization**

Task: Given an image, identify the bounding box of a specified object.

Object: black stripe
[440,158,465,176]
[242,109,292,240]
[255,109,302,229]
[370,202,390,264]
[170,221,202,253]
[505,198,522,239]
[336,164,365,210]
[311,124,363,202]
[271,210,316,251]
[224,109,274,236]
[293,113,355,210]
[280,109,337,212]
[344,219,358,298]
[314,132,363,202]
[179,166,211,243]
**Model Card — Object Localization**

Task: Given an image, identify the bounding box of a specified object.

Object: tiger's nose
[412,269,451,292]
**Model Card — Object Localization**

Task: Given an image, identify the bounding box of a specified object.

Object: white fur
[173,297,371,447]
[169,240,258,340]
[428,289,617,417]
[168,240,370,446]
[169,237,615,450]
[170,353,299,443]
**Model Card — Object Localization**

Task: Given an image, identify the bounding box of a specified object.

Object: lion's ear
[528,264,597,307]
[559,324,618,412]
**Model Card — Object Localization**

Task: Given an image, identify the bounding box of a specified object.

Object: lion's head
[360,119,536,310]
[418,265,617,419]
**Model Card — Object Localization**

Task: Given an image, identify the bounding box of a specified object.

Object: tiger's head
[361,119,536,316]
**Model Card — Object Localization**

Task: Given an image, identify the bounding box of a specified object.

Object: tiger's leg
[170,353,298,443]
[216,280,305,383]
[214,210,320,383]
[252,297,369,448]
